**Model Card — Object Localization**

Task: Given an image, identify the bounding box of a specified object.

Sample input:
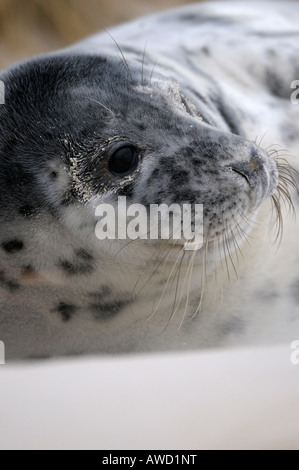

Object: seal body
[0,1,299,360]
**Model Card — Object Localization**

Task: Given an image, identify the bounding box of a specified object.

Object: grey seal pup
[0,1,298,360]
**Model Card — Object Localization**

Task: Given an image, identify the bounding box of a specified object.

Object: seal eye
[108,146,139,177]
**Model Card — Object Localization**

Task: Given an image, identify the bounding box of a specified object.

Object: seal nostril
[231,167,252,187]
[227,154,264,188]
[246,157,260,172]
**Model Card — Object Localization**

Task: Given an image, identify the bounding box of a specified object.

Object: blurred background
[0,0,200,70]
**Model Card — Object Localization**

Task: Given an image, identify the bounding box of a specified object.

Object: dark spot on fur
[21,264,42,282]
[118,181,134,198]
[50,171,58,179]
[76,248,93,261]
[60,249,94,275]
[56,302,78,322]
[60,259,93,275]
[4,279,20,291]
[256,289,279,302]
[0,271,20,291]
[180,146,195,158]
[89,286,112,300]
[266,70,288,99]
[176,14,233,26]
[177,13,199,22]
[280,122,298,145]
[61,187,77,206]
[290,280,299,304]
[90,299,130,320]
[22,265,35,274]
[201,46,211,56]
[19,205,36,217]
[170,169,189,185]
[140,196,149,206]
[219,317,244,337]
[253,31,299,38]
[2,239,24,253]
[159,157,179,172]
[151,169,160,180]
[267,49,277,57]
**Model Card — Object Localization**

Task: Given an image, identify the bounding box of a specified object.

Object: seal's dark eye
[108,146,138,177]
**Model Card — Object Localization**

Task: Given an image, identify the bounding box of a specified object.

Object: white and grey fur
[0,1,299,360]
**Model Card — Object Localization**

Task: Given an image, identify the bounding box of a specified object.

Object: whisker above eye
[87,98,115,116]
[102,28,134,84]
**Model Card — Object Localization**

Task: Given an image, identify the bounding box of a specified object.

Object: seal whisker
[159,248,186,334]
[265,143,284,152]
[190,231,210,321]
[115,229,152,256]
[224,220,239,280]
[213,232,223,302]
[257,131,270,148]
[113,216,195,304]
[234,220,253,245]
[103,28,134,83]
[171,240,198,325]
[141,41,148,87]
[230,214,246,262]
[221,215,231,283]
[147,242,186,326]
[268,155,298,243]
[149,58,158,83]
[133,224,184,298]
[178,243,198,329]
[270,194,284,245]
[236,209,259,230]
[160,232,202,329]
[87,98,115,116]
[133,242,175,298]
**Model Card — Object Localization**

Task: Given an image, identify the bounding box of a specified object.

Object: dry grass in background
[0,0,199,69]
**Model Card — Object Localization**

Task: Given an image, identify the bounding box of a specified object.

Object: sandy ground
[0,0,199,69]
